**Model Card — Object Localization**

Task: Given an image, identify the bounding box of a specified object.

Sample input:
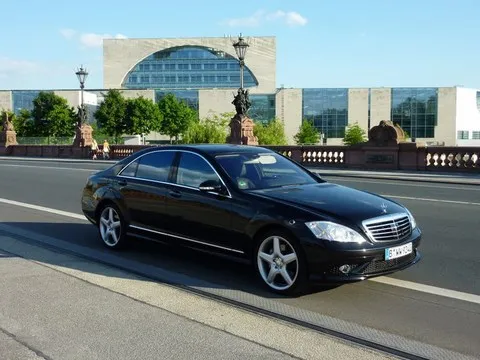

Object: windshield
[215,152,320,190]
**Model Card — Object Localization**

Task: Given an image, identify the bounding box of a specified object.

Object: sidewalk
[0,235,392,360]
[1,155,479,185]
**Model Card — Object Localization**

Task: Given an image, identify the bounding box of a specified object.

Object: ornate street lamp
[232,34,249,89]
[73,65,92,149]
[227,34,257,146]
[75,65,88,109]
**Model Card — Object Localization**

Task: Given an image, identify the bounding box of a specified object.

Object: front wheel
[98,203,128,249]
[255,230,308,295]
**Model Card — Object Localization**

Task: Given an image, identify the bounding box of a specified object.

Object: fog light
[339,264,352,274]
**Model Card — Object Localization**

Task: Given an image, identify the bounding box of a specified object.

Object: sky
[1,0,480,90]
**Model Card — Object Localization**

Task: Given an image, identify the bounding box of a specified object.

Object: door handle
[169,190,182,198]
[116,179,127,186]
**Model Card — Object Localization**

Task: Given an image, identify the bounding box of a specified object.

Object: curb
[314,172,480,186]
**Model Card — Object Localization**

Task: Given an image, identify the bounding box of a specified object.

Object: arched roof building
[103,36,276,94]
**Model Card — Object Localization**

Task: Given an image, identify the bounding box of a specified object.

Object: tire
[97,203,128,249]
[254,229,308,295]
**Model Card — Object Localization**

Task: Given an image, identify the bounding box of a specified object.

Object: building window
[302,88,348,138]
[472,131,480,140]
[122,45,258,89]
[391,88,437,138]
[155,90,199,112]
[457,130,469,140]
[249,95,276,124]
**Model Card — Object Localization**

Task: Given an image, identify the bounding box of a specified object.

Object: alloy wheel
[99,206,122,247]
[257,235,299,291]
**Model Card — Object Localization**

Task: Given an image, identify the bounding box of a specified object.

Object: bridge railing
[4,143,480,172]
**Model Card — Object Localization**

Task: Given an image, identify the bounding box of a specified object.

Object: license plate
[385,242,412,260]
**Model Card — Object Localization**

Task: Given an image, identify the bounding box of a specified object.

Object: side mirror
[311,171,324,182]
[199,179,225,194]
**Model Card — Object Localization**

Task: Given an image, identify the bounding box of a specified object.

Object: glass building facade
[12,90,45,114]
[302,88,349,138]
[391,88,437,138]
[155,90,199,112]
[123,46,258,90]
[249,94,276,123]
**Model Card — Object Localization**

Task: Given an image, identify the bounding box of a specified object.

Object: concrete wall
[0,91,12,111]
[120,89,155,101]
[103,37,276,94]
[435,87,457,146]
[54,90,98,107]
[455,87,480,146]
[198,89,235,119]
[275,88,302,145]
[347,89,368,130]
[370,88,391,127]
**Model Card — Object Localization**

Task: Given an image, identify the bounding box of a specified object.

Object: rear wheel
[255,230,308,295]
[98,203,128,249]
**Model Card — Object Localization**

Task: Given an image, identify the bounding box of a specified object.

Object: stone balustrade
[4,143,479,172]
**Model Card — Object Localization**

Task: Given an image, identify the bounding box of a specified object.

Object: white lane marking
[0,164,97,172]
[2,196,480,305]
[328,177,480,191]
[369,277,480,305]
[381,194,480,206]
[0,197,86,220]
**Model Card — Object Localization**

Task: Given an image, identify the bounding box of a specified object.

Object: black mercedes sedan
[81,144,421,295]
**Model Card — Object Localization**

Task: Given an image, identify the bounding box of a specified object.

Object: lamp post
[73,65,92,150]
[75,65,88,113]
[232,34,249,89]
[227,34,257,146]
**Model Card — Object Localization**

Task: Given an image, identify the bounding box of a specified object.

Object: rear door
[115,150,177,232]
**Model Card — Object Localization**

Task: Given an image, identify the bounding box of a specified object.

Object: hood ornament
[380,203,388,214]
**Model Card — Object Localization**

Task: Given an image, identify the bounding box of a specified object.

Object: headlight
[305,221,367,244]
[405,209,417,229]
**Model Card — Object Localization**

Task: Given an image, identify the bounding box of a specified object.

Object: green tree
[31,91,76,137]
[124,96,163,135]
[157,93,197,143]
[343,122,367,145]
[94,89,127,143]
[13,109,35,137]
[294,120,320,145]
[183,112,232,144]
[254,118,288,145]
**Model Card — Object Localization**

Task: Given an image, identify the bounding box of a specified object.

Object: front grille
[363,213,412,243]
[360,251,416,275]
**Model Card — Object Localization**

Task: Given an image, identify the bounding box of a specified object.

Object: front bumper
[305,229,422,283]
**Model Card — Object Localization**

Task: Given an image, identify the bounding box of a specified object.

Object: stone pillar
[227,114,258,145]
[0,113,18,155]
[73,123,93,148]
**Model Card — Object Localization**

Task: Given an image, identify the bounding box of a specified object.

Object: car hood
[249,182,406,224]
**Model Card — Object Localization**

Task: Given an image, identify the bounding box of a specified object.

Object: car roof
[141,144,275,156]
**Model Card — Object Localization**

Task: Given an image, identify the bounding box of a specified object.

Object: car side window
[120,160,139,177]
[176,152,219,188]
[134,151,175,182]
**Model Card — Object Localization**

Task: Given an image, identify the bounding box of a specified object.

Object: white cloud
[79,32,128,48]
[0,56,41,76]
[60,28,77,39]
[59,29,128,48]
[222,9,307,28]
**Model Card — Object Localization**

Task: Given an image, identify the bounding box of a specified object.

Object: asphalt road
[0,158,479,358]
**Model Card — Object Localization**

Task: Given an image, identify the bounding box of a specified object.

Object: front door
[163,151,240,254]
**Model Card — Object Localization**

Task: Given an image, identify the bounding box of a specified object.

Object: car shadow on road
[0,221,341,300]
